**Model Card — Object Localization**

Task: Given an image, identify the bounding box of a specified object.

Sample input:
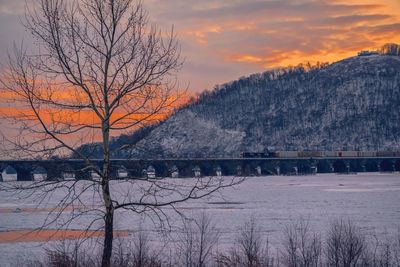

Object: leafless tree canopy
[1,0,183,158]
[0,1,243,267]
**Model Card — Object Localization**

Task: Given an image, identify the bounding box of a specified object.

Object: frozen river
[0,173,399,265]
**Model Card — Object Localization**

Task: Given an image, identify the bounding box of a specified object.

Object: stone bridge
[0,157,399,181]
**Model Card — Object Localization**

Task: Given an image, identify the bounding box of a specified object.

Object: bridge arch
[333,160,347,173]
[395,160,400,172]
[317,160,331,173]
[279,160,297,175]
[297,160,317,174]
[243,163,252,176]
[364,160,379,172]
[379,159,395,172]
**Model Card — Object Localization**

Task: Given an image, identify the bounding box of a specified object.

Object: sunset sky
[0,0,400,93]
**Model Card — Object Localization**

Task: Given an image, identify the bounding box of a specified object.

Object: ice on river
[0,173,399,265]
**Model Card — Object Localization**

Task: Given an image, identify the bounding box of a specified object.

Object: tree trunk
[102,204,114,267]
[101,119,114,267]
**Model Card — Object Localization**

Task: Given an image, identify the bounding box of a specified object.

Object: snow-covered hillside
[125,54,400,158]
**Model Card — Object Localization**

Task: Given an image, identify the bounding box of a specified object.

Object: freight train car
[275,151,300,158]
[376,151,400,157]
[298,151,324,157]
[357,151,376,157]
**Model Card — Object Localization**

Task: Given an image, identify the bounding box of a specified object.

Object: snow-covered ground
[0,173,399,265]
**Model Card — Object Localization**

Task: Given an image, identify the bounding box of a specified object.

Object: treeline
[20,216,400,267]
[182,62,330,111]
[380,43,400,56]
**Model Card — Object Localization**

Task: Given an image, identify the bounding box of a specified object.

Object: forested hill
[119,54,400,158]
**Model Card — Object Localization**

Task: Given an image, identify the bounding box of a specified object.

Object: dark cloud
[150,0,382,21]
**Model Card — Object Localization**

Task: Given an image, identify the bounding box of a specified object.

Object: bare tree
[326,220,366,267]
[216,217,275,267]
[176,212,220,267]
[0,1,243,267]
[394,229,400,266]
[281,218,322,267]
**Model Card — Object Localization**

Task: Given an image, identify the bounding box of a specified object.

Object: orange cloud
[143,0,400,92]
[226,54,264,64]
[185,25,222,46]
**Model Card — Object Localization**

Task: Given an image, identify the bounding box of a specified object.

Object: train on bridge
[242,151,400,158]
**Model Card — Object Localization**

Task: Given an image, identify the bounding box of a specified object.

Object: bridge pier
[193,165,201,177]
[360,161,367,172]
[215,166,222,177]
[329,162,335,173]
[275,165,280,175]
[310,166,318,174]
[345,161,351,174]
[170,165,179,178]
[255,166,262,176]
[309,159,318,174]
[146,165,156,179]
[116,166,129,179]
[236,165,242,176]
